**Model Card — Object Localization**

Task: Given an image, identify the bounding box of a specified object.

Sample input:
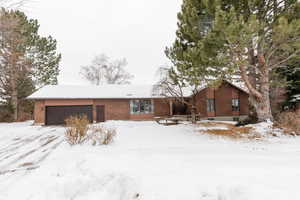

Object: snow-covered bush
[65,115,89,145]
[88,125,117,145]
[276,111,300,135]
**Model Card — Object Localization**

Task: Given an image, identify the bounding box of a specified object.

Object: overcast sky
[26,0,182,85]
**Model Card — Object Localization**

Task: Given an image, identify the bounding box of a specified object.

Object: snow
[27,80,248,100]
[291,94,300,102]
[27,85,165,99]
[1,121,300,200]
[192,80,249,95]
[194,80,249,96]
[246,120,274,137]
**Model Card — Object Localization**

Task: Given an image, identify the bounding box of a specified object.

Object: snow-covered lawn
[0,121,300,200]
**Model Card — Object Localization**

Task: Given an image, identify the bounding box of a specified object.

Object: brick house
[193,81,249,120]
[27,81,249,125]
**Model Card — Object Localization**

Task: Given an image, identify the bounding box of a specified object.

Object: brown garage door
[45,105,93,125]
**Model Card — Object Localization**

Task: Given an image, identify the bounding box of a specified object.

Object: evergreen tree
[281,58,300,108]
[167,0,300,122]
[0,9,61,121]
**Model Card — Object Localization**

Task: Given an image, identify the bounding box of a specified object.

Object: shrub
[88,125,117,145]
[64,115,90,145]
[17,100,34,122]
[276,111,300,135]
[236,116,258,127]
[0,105,14,122]
[17,111,33,122]
[0,101,33,122]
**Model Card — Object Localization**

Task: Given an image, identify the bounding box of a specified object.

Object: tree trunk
[190,95,197,124]
[11,89,18,121]
[191,106,196,124]
[248,49,258,122]
[251,55,273,122]
[250,94,273,122]
[11,79,18,121]
[10,62,18,122]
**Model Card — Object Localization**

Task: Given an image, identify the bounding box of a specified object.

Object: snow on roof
[194,80,249,95]
[226,80,249,94]
[152,84,196,98]
[27,80,249,100]
[27,85,165,100]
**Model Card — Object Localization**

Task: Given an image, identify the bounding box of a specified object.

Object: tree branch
[270,49,300,69]
[239,64,263,99]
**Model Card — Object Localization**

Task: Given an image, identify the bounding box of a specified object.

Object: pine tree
[167,0,300,122]
[0,9,61,121]
[280,58,300,108]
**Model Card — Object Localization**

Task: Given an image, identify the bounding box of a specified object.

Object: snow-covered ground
[0,121,300,200]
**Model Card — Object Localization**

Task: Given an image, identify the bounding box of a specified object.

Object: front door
[96,105,105,122]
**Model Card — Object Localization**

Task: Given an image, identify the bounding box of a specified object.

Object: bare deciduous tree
[153,66,204,123]
[80,54,134,85]
[0,0,29,9]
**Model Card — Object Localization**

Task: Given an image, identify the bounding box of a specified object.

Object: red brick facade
[34,98,170,124]
[194,82,249,118]
[33,82,249,125]
[153,99,170,117]
[93,99,130,121]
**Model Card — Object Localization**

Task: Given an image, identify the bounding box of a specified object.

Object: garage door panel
[46,105,93,125]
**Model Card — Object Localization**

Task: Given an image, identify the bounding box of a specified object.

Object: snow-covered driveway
[0,122,64,175]
[0,121,300,200]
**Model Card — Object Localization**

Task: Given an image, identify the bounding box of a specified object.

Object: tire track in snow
[0,128,64,175]
[0,131,57,161]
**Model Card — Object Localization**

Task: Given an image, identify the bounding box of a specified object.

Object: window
[130,100,153,114]
[207,99,215,112]
[232,99,240,112]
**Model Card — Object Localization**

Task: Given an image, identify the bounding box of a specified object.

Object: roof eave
[27,96,168,100]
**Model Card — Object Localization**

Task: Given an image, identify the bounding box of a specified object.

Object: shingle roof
[27,85,165,100]
[27,80,249,100]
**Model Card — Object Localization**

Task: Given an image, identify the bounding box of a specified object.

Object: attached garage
[28,83,249,125]
[45,105,93,125]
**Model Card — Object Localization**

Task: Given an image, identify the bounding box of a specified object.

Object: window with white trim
[232,99,240,111]
[130,100,153,114]
[207,99,215,112]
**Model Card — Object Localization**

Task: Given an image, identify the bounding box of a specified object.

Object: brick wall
[194,89,207,117]
[215,83,233,116]
[206,88,216,117]
[94,98,170,120]
[239,91,249,115]
[93,99,130,120]
[154,99,170,116]
[34,100,45,124]
[33,98,170,124]
[32,83,250,124]
[45,99,93,106]
[194,82,249,118]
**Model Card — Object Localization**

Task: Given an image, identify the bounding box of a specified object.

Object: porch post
[169,99,173,116]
